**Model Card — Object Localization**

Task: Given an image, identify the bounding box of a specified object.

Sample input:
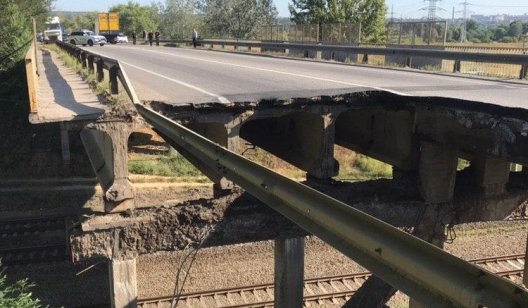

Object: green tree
[0,0,53,87]
[493,25,507,41]
[110,1,160,35]
[508,20,523,39]
[203,0,278,39]
[60,13,98,34]
[289,0,387,42]
[159,0,204,39]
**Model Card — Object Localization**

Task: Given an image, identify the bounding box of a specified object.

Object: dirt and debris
[70,173,528,262]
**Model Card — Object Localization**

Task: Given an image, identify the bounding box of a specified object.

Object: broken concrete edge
[147,91,528,123]
[69,177,528,262]
[147,92,528,165]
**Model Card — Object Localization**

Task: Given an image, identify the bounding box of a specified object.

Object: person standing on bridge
[155,31,160,46]
[192,28,198,48]
[148,32,153,46]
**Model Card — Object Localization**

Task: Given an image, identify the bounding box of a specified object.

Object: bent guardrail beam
[135,102,528,307]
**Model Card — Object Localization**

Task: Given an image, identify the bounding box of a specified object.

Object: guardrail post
[453,60,461,73]
[405,56,412,68]
[109,66,119,95]
[96,58,104,82]
[87,55,95,73]
[520,64,528,79]
[362,54,368,64]
[81,52,87,69]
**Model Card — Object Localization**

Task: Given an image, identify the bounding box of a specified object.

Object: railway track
[0,216,69,266]
[137,254,525,308]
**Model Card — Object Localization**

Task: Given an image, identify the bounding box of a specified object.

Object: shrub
[0,265,44,307]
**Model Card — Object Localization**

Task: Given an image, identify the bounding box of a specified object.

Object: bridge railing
[53,39,528,306]
[56,40,133,96]
[25,41,38,115]
[164,39,528,79]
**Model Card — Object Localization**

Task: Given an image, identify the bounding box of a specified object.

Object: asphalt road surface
[84,44,528,108]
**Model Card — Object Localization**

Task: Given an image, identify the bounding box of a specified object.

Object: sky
[54,0,528,19]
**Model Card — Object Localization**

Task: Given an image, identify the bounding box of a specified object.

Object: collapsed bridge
[23,40,528,307]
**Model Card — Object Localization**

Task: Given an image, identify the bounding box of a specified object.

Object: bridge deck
[30,49,108,124]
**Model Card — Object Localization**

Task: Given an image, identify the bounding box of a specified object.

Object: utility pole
[422,0,443,21]
[390,4,395,23]
[459,1,472,43]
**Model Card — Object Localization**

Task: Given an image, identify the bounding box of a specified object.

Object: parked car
[115,33,128,43]
[69,30,107,46]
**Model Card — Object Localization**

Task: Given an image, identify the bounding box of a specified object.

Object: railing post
[362,54,368,64]
[405,56,412,68]
[109,65,119,95]
[81,51,87,69]
[96,58,104,82]
[87,55,95,73]
[520,64,528,79]
[453,60,461,73]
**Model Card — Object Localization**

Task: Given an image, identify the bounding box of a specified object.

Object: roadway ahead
[85,44,528,108]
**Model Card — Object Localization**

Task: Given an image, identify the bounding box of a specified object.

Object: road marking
[119,61,231,104]
[80,48,232,104]
[125,48,411,96]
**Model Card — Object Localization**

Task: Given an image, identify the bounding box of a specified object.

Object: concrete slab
[30,49,109,124]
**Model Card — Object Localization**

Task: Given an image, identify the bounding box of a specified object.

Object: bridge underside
[72,90,528,306]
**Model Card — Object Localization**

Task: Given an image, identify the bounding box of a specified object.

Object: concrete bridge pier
[410,141,459,308]
[473,156,510,196]
[80,121,136,213]
[274,237,305,308]
[240,113,338,180]
[108,258,138,308]
[185,122,239,195]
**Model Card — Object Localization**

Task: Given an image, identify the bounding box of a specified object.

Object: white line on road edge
[133,48,410,96]
[120,61,231,104]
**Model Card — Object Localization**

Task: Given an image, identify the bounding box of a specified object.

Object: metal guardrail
[134,103,528,307]
[54,40,528,306]
[166,39,528,79]
[24,41,38,114]
[56,41,123,95]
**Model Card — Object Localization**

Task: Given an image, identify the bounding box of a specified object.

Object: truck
[43,16,63,44]
[95,12,120,44]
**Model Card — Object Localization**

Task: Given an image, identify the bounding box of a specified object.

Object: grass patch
[129,153,210,182]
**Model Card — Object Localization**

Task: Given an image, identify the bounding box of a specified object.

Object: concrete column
[109,259,137,308]
[419,142,458,203]
[410,223,446,308]
[81,123,135,213]
[240,113,338,180]
[274,237,305,308]
[473,156,510,196]
[60,122,70,164]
